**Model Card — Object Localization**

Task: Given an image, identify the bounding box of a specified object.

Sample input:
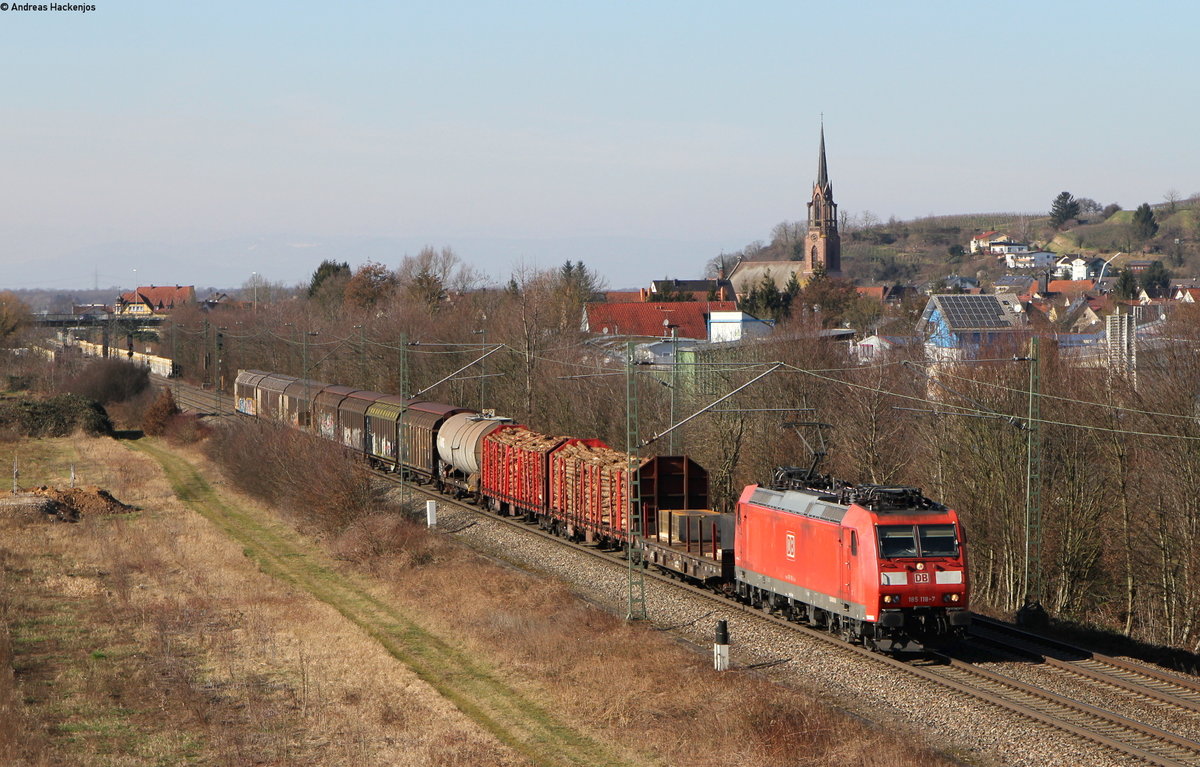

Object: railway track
[160,376,1200,766]
[403,478,1200,767]
[969,616,1200,715]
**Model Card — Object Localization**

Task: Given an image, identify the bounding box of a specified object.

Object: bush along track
[129,438,629,767]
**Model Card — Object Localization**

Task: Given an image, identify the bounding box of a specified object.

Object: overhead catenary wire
[175,319,1200,441]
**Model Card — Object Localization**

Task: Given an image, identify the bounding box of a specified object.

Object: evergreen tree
[1132,203,1159,242]
[307,260,351,298]
[1049,191,1081,228]
[1139,260,1171,298]
[1113,268,1138,301]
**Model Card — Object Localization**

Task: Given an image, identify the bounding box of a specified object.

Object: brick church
[804,124,841,278]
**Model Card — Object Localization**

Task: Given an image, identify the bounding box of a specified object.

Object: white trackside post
[714,619,730,671]
[425,500,437,528]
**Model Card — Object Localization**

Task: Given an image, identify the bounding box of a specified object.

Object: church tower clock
[804,125,841,277]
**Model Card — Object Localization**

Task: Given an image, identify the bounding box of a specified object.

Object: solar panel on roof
[937,294,1013,329]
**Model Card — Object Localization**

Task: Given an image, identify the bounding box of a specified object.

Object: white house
[707,311,774,343]
[1005,251,1056,269]
[991,241,1031,256]
[970,231,1004,254]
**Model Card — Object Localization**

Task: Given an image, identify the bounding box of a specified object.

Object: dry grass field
[0,433,961,767]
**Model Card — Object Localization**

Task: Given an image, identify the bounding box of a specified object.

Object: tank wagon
[233,369,968,648]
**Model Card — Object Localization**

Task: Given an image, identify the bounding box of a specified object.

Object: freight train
[234,369,970,649]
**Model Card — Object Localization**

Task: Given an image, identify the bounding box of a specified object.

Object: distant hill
[731,199,1200,287]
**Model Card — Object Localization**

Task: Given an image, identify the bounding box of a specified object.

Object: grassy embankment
[2,432,963,767]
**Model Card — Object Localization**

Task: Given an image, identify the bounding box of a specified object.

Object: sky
[2,0,1198,293]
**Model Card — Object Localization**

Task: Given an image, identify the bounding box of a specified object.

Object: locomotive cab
[872,516,971,646]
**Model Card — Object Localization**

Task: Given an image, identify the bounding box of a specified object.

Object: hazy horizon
[3,1,1196,291]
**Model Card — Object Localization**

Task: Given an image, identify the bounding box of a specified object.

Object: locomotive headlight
[882,594,900,604]
[944,592,961,603]
[915,562,926,571]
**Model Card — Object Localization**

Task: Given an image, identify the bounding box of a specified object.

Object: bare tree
[396,246,484,308]
[705,252,741,279]
[0,291,31,345]
[1165,188,1182,216]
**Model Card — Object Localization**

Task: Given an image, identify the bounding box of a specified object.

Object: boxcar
[313,385,358,441]
[282,378,328,429]
[256,374,298,422]
[235,370,270,416]
[338,391,386,454]
[400,401,474,485]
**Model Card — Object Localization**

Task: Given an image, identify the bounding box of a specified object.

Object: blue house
[915,294,1027,361]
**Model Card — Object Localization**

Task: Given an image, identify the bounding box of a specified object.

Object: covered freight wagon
[399,401,474,485]
[313,385,358,441]
[338,391,386,454]
[282,378,328,429]
[256,374,298,422]
[235,370,270,416]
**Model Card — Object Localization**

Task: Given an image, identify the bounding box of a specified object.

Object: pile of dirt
[16,485,135,521]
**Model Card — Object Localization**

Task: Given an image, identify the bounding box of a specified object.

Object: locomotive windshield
[918,524,959,556]
[877,524,959,558]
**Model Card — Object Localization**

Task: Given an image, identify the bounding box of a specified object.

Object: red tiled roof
[604,291,642,302]
[120,285,196,311]
[856,286,888,301]
[1045,279,1095,294]
[585,301,737,340]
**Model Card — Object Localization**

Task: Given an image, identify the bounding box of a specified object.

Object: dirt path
[130,438,630,767]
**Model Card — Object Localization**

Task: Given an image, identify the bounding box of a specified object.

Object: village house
[1004,251,1056,269]
[970,230,1012,254]
[1053,255,1106,281]
[915,293,1027,362]
[640,277,734,302]
[1173,286,1200,303]
[114,285,196,316]
[993,275,1037,296]
[990,241,1032,256]
[583,300,738,341]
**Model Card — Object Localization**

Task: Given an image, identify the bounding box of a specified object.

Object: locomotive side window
[877,525,918,558]
[918,524,959,557]
[850,530,858,556]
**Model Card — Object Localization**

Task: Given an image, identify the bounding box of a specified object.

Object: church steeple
[816,123,829,190]
[805,122,841,277]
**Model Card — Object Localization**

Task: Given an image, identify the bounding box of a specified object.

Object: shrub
[142,389,180,436]
[63,358,150,404]
[0,394,112,437]
[206,420,387,533]
[164,412,211,445]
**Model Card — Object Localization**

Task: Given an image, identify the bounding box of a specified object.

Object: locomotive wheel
[863,630,878,653]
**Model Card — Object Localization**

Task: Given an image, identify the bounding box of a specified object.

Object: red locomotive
[734,467,970,650]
